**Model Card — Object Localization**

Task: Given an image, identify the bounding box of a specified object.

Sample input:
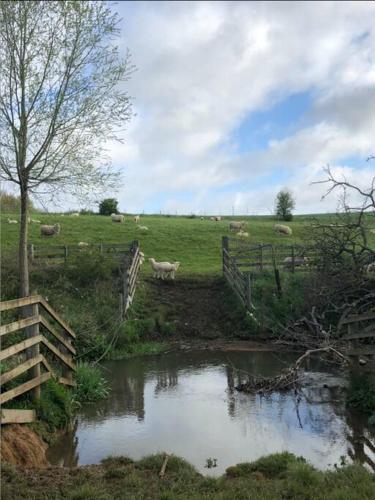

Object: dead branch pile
[236,347,349,394]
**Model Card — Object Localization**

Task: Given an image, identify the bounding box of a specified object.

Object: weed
[74,362,110,403]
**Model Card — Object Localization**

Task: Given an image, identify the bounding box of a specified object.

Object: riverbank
[2,452,375,500]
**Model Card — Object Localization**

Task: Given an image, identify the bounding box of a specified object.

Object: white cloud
[60,1,375,213]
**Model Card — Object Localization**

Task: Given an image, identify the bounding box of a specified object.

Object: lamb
[137,225,148,231]
[238,230,249,238]
[214,216,222,221]
[229,221,245,232]
[134,215,140,223]
[111,213,124,223]
[78,241,89,247]
[40,223,60,236]
[274,224,292,236]
[149,258,180,280]
[7,219,18,224]
[31,219,41,224]
[283,256,309,269]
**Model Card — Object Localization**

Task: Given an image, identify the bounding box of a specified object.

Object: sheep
[210,216,215,221]
[137,225,149,231]
[215,216,222,221]
[149,258,180,280]
[283,256,309,269]
[78,241,89,247]
[139,251,145,265]
[237,230,249,238]
[7,219,18,224]
[31,219,41,224]
[111,213,124,223]
[200,216,205,220]
[70,212,80,217]
[274,224,292,236]
[40,223,60,236]
[364,262,375,279]
[229,221,245,232]
[134,215,140,223]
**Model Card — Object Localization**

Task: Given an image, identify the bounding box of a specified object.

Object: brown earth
[1,424,48,467]
[144,276,255,339]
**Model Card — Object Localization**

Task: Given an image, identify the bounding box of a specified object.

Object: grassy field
[4,212,371,276]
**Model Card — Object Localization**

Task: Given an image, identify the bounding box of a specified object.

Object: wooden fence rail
[0,295,76,424]
[119,240,142,320]
[28,242,134,263]
[222,237,316,311]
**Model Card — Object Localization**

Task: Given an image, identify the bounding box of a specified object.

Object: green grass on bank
[2,451,375,500]
[4,212,375,276]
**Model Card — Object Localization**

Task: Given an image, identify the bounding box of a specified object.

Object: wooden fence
[118,241,142,320]
[28,242,134,263]
[338,309,375,358]
[0,295,76,424]
[222,237,315,310]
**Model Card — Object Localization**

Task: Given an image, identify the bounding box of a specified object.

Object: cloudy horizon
[33,1,375,214]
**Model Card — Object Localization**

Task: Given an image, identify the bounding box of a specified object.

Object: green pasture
[4,212,370,276]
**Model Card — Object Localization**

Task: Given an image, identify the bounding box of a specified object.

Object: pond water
[47,350,375,475]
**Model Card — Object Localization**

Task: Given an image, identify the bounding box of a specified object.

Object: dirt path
[143,276,254,340]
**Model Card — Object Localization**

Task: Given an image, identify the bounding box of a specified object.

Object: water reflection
[47,351,375,475]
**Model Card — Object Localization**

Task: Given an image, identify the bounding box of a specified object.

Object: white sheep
[238,230,249,238]
[134,215,140,223]
[40,223,60,236]
[137,225,148,231]
[31,219,41,224]
[78,241,89,247]
[215,216,222,221]
[274,224,292,236]
[139,251,145,265]
[230,221,245,232]
[111,213,124,223]
[7,219,18,224]
[70,212,80,217]
[149,258,180,280]
[200,216,205,220]
[283,256,309,269]
[210,216,215,221]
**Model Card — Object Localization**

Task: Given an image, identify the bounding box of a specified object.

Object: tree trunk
[19,187,30,297]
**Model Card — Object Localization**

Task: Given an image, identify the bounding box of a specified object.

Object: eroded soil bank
[1,424,48,467]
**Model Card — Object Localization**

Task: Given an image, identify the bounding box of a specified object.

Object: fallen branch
[236,347,350,394]
[159,453,170,479]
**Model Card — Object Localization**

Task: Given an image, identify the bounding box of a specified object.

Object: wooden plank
[0,372,51,404]
[0,315,41,337]
[0,295,41,312]
[41,336,76,371]
[0,335,43,361]
[340,312,375,325]
[40,316,76,354]
[1,409,36,424]
[1,354,43,384]
[39,298,76,339]
[59,376,76,387]
[342,330,375,340]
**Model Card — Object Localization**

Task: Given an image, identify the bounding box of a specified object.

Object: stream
[47,350,375,475]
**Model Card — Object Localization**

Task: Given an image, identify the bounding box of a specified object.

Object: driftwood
[159,453,170,479]
[236,347,350,394]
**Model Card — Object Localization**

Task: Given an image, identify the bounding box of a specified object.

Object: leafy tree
[0,191,36,213]
[0,1,133,296]
[99,198,119,216]
[275,190,295,221]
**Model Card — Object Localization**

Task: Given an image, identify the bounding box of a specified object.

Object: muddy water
[47,350,375,475]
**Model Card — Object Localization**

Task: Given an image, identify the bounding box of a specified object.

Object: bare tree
[0,1,134,296]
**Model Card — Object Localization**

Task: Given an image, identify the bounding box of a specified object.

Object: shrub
[74,362,110,403]
[99,198,119,215]
[34,379,75,430]
[226,452,305,479]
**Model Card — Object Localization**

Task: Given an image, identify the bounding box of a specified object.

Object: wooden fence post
[119,293,124,320]
[64,245,68,263]
[28,244,35,262]
[222,236,229,275]
[245,272,252,310]
[100,243,103,255]
[259,246,263,272]
[25,300,41,399]
[291,245,295,274]
[122,271,128,320]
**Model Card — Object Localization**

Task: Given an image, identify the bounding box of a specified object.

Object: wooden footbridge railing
[0,295,76,424]
[119,240,142,320]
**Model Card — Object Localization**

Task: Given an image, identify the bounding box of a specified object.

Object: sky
[59,2,375,214]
